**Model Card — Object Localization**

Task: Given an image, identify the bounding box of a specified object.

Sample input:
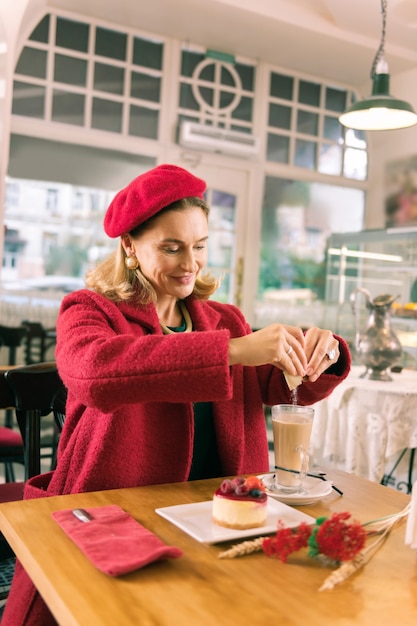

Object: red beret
[104,164,206,237]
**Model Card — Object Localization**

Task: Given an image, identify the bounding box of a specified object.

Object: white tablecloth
[311,365,417,484]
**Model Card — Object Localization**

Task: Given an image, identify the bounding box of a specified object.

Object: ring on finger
[286,345,293,356]
[326,348,336,360]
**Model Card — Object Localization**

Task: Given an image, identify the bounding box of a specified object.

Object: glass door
[192,164,249,310]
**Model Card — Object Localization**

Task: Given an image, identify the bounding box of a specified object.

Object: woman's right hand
[228,324,307,376]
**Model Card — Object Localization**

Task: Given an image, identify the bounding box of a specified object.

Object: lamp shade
[339,73,417,131]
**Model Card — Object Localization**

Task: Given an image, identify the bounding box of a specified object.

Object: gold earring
[125,255,139,270]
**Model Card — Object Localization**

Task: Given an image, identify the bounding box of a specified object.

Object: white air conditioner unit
[179,121,260,159]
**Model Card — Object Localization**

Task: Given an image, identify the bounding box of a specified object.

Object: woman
[2,164,350,625]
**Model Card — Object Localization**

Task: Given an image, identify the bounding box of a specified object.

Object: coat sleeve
[56,291,234,412]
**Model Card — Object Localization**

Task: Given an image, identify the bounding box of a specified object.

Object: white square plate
[155,499,315,544]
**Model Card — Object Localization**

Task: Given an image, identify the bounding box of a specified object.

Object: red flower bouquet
[219,505,411,591]
[262,512,366,564]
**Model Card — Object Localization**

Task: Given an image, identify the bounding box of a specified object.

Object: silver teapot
[350,288,402,381]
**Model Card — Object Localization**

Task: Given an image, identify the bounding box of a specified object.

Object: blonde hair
[86,197,220,304]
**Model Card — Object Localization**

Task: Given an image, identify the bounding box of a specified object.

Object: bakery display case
[322,227,417,367]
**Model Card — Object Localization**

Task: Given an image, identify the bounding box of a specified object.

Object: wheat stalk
[218,536,264,559]
[363,501,411,533]
[319,553,366,591]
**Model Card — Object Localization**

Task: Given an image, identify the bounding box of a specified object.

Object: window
[267,72,367,180]
[13,14,165,141]
[256,177,365,328]
[2,140,156,296]
[178,48,256,133]
[46,189,58,214]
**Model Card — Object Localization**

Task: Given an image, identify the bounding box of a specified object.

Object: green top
[188,401,221,480]
[166,315,221,481]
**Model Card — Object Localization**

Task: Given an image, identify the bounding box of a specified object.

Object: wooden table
[0,471,414,626]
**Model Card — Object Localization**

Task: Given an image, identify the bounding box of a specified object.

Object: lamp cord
[370,0,387,79]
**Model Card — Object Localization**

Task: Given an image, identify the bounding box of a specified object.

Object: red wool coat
[49,289,350,495]
[2,290,351,626]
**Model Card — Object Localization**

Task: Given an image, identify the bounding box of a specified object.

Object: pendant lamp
[339,0,417,131]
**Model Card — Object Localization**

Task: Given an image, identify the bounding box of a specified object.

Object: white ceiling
[47,0,417,88]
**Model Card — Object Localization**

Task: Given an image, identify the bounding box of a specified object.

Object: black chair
[21,321,56,365]
[0,363,64,559]
[0,425,24,483]
[50,384,67,468]
[0,370,24,483]
[4,362,65,480]
[0,325,27,368]
[0,325,28,429]
[0,325,28,481]
[51,385,67,433]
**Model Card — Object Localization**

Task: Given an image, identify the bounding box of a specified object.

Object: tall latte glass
[271,404,315,494]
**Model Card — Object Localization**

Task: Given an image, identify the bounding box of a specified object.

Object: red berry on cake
[220,479,235,494]
[235,483,250,496]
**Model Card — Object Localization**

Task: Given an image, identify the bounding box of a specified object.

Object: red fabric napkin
[52,504,182,576]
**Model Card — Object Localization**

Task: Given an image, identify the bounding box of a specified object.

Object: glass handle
[296,445,309,482]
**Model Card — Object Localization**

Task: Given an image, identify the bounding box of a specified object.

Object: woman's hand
[228,324,339,382]
[303,327,340,382]
[229,324,307,375]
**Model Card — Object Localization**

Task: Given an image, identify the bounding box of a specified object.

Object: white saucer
[258,473,333,505]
